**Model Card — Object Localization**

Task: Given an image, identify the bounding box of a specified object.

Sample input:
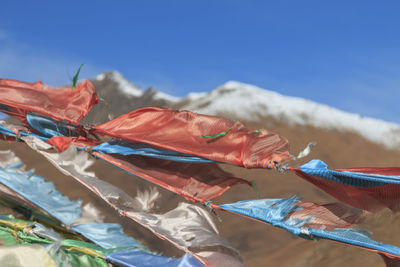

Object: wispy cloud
[0,29,103,86]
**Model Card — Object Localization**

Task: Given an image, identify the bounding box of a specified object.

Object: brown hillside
[2,74,400,266]
[1,114,400,266]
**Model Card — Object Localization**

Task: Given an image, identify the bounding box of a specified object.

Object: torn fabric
[0,150,81,225]
[22,139,239,266]
[0,150,146,252]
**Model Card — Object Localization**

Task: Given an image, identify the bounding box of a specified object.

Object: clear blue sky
[1,1,400,123]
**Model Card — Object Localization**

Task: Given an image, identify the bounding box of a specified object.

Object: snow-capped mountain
[88,72,400,150]
[83,71,177,124]
[179,81,400,149]
[95,71,142,97]
[94,71,179,102]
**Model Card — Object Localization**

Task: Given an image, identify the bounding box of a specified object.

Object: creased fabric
[220,196,400,260]
[0,244,58,267]
[26,113,83,138]
[92,107,290,168]
[71,223,142,250]
[106,250,204,267]
[27,223,64,242]
[195,251,245,267]
[94,152,250,202]
[22,138,237,266]
[0,150,81,225]
[0,121,48,142]
[0,148,147,252]
[126,202,235,251]
[24,113,214,163]
[0,217,111,267]
[291,159,400,212]
[0,121,249,203]
[24,143,138,211]
[93,140,214,163]
[0,79,98,123]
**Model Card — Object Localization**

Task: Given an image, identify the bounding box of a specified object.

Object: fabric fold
[220,196,400,260]
[0,79,98,123]
[92,107,290,168]
[290,159,400,212]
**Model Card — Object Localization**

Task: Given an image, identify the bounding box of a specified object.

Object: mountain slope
[82,71,177,124]
[88,72,400,150]
[177,81,400,150]
[2,71,400,267]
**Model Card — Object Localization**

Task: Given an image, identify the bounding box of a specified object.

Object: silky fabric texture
[220,197,400,260]
[24,142,140,211]
[0,183,52,218]
[0,245,58,267]
[0,219,110,267]
[28,223,64,242]
[27,113,83,138]
[195,251,245,267]
[93,107,290,168]
[0,79,290,168]
[291,202,361,230]
[106,251,204,267]
[22,138,238,266]
[0,150,82,225]
[126,202,235,251]
[291,159,400,212]
[0,121,49,142]
[94,152,250,202]
[0,149,147,252]
[36,130,248,203]
[0,79,98,123]
[0,243,107,267]
[71,223,142,250]
[93,140,214,163]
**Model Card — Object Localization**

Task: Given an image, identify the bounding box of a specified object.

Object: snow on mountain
[180,81,400,149]
[91,72,400,150]
[152,91,180,102]
[94,71,178,102]
[95,71,142,97]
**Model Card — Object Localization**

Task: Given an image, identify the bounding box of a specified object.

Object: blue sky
[1,1,400,123]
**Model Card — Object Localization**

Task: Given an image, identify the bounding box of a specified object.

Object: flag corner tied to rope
[290,159,400,213]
